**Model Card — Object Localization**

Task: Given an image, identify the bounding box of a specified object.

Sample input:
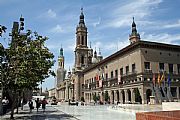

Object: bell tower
[58,47,64,68]
[75,8,89,70]
[129,17,140,44]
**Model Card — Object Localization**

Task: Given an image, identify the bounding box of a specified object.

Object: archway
[134,88,142,104]
[121,90,125,104]
[146,89,152,104]
[116,90,119,103]
[112,90,114,104]
[127,89,131,102]
[104,91,109,104]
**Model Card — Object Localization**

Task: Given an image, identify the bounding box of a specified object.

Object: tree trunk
[8,89,18,119]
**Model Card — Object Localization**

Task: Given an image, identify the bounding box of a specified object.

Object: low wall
[136,110,180,120]
[162,102,180,111]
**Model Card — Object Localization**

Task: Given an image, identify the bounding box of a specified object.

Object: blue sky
[1,0,180,91]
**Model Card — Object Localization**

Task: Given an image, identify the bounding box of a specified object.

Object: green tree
[6,28,55,118]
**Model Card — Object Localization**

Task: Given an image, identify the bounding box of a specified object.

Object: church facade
[56,9,180,104]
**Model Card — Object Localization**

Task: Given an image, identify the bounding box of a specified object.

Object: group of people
[28,98,47,113]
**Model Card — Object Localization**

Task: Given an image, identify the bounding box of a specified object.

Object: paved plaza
[0,103,165,120]
[1,104,78,120]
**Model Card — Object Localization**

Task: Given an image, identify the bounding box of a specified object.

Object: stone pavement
[1,104,79,120]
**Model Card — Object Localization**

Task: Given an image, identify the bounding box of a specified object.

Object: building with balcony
[70,9,180,105]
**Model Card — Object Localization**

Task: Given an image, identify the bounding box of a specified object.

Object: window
[170,87,177,97]
[178,64,180,74]
[169,64,173,73]
[126,66,129,75]
[81,56,84,64]
[115,70,118,78]
[159,63,164,71]
[111,71,113,78]
[144,62,150,69]
[120,68,123,75]
[81,36,84,45]
[77,36,80,45]
[132,64,136,73]
[105,73,108,79]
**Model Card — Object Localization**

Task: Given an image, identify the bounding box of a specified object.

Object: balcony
[144,69,152,73]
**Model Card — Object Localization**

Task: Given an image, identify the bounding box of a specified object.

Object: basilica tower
[74,8,89,70]
[129,17,140,44]
[56,47,66,87]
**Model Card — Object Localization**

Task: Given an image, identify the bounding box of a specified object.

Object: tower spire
[79,7,85,25]
[129,17,140,44]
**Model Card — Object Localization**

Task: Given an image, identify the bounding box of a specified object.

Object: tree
[5,21,55,118]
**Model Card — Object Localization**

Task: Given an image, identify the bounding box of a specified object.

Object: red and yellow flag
[157,73,161,85]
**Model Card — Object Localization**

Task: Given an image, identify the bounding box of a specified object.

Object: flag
[152,74,156,85]
[167,74,171,87]
[118,75,121,84]
[102,73,104,80]
[157,73,161,85]
[95,73,99,81]
[160,72,165,82]
[99,80,102,88]
[88,83,90,89]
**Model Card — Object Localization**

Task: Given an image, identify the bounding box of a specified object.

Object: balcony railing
[144,69,152,73]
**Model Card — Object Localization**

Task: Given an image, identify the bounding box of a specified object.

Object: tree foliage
[7,30,55,90]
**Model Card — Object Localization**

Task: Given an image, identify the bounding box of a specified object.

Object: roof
[83,40,180,73]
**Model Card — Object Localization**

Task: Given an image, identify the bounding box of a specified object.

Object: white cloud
[47,9,57,18]
[104,0,163,28]
[49,24,63,33]
[92,17,101,27]
[38,9,57,19]
[163,20,180,28]
[142,32,180,44]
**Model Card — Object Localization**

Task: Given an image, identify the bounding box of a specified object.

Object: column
[108,91,112,104]
[114,90,117,103]
[138,87,145,104]
[177,87,179,99]
[119,89,123,104]
[124,89,128,103]
[131,89,135,103]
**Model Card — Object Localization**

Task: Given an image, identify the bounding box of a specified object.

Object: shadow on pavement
[3,111,77,120]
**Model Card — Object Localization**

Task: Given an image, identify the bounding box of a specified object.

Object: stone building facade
[56,8,180,104]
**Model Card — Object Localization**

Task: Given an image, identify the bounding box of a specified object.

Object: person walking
[28,99,34,113]
[35,98,41,112]
[41,98,48,112]
[2,96,9,114]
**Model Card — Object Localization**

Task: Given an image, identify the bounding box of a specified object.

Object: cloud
[104,0,163,28]
[163,19,180,28]
[49,24,64,33]
[142,32,180,44]
[38,9,57,19]
[92,17,101,27]
[47,9,57,18]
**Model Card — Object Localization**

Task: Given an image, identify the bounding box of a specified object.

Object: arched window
[81,55,84,64]
[81,36,84,45]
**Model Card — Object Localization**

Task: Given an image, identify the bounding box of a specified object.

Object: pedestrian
[28,99,34,113]
[2,96,9,114]
[35,98,41,112]
[41,98,48,112]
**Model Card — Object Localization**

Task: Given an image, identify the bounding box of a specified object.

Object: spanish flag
[152,74,156,85]
[95,74,99,81]
[160,72,165,82]
[157,73,161,85]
